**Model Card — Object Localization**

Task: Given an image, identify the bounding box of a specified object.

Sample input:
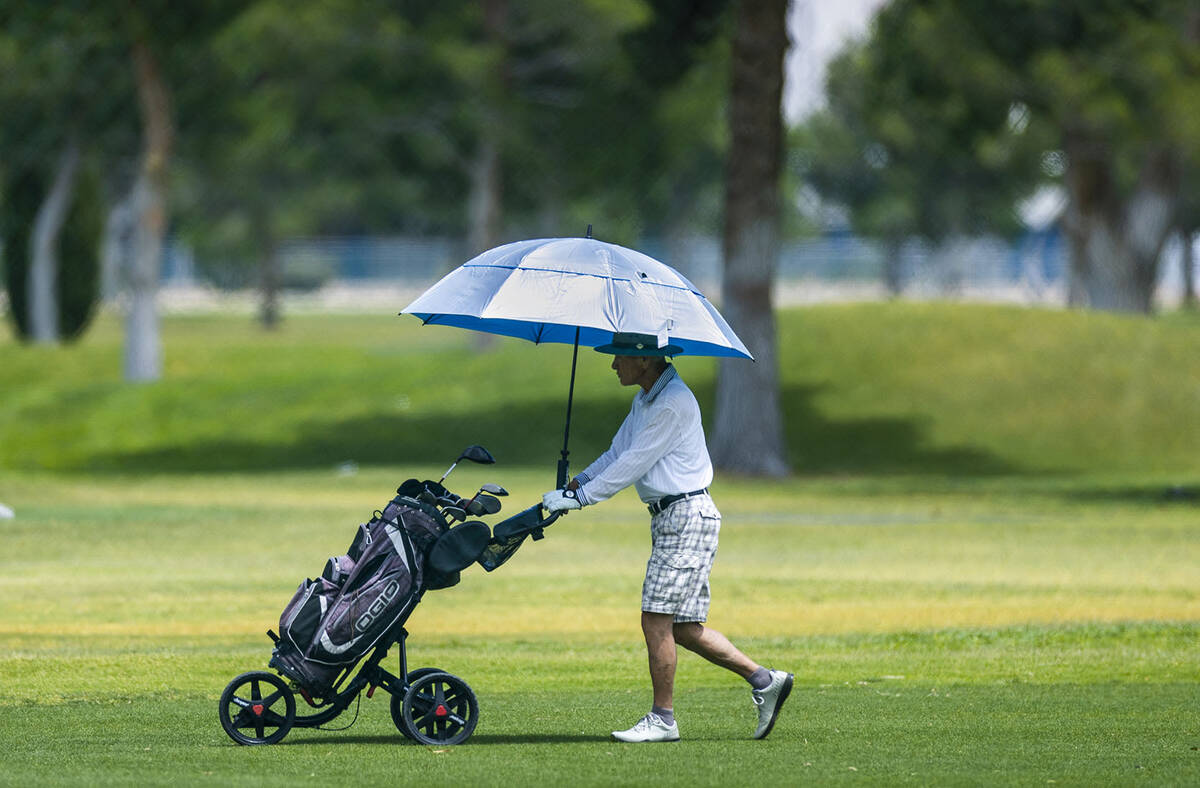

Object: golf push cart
[217,445,561,746]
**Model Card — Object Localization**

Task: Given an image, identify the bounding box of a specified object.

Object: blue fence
[167,230,1067,294]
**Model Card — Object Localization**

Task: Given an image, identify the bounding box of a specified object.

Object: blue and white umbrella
[403,236,750,359]
[401,233,751,485]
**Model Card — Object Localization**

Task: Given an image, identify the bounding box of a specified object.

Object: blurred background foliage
[1,0,733,272]
[0,0,1198,335]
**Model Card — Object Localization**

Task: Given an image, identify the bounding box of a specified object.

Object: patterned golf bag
[269,490,451,696]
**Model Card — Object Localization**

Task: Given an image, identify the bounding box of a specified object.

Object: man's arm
[569,405,638,492]
[575,403,679,505]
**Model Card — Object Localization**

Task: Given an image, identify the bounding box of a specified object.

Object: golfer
[542,332,792,743]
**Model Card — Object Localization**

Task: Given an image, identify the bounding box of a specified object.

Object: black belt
[648,488,709,516]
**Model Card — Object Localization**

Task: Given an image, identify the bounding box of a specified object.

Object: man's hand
[542,489,581,512]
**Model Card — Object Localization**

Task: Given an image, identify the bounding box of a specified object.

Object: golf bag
[269,491,448,695]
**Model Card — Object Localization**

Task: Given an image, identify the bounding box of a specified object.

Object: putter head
[480,483,508,496]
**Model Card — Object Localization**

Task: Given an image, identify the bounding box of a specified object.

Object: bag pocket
[346,522,375,562]
[321,554,356,586]
[280,577,341,651]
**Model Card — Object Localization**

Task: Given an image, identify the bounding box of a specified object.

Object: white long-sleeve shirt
[574,365,713,506]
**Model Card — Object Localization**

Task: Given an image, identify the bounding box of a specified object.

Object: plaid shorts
[641,493,721,623]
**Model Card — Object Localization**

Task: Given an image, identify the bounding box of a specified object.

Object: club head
[465,496,501,516]
[458,445,495,465]
[441,505,466,522]
[480,483,508,496]
[474,494,502,515]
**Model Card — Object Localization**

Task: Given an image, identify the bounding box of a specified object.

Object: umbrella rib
[462,262,698,295]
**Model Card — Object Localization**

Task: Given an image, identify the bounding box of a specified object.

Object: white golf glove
[542,488,581,512]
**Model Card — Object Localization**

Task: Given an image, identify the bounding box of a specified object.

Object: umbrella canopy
[402,237,752,360]
[401,235,751,488]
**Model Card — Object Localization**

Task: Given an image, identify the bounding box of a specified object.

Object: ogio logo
[355,579,401,632]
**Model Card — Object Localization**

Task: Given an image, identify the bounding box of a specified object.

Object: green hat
[594,332,682,357]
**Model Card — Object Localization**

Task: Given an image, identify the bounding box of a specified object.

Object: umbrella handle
[557,327,580,489]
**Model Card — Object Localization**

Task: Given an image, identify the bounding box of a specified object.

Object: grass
[4,303,1200,477]
[1,303,1199,784]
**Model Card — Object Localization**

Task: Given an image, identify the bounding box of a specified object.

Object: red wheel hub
[435,704,448,718]
[252,704,265,716]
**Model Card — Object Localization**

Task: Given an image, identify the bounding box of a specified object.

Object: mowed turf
[1,304,1199,784]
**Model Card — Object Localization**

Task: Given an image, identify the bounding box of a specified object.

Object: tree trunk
[1062,135,1178,313]
[467,136,501,257]
[468,0,507,259]
[882,234,903,296]
[1182,230,1197,311]
[467,0,507,351]
[255,208,281,329]
[125,38,172,382]
[28,137,82,344]
[101,192,135,303]
[710,0,789,477]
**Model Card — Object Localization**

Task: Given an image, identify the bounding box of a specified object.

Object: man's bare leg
[674,621,793,739]
[672,621,761,678]
[641,611,679,709]
[610,612,684,742]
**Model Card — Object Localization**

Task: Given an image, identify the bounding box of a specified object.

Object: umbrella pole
[557,327,580,489]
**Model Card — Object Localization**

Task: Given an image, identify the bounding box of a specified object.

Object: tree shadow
[774,382,1016,476]
[1051,484,1200,506]
[694,380,1015,477]
[85,383,1015,476]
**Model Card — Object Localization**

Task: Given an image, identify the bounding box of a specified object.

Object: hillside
[2,303,1197,478]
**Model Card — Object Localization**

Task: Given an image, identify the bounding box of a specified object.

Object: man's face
[611,355,648,387]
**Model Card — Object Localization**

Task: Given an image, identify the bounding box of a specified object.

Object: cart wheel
[400,671,479,745]
[219,671,296,745]
[390,667,442,739]
[407,667,442,686]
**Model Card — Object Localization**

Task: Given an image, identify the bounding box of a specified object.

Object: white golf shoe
[611,712,680,743]
[752,669,794,739]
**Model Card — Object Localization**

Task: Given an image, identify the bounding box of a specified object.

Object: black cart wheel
[400,671,479,745]
[407,667,442,685]
[390,667,443,739]
[219,671,296,745]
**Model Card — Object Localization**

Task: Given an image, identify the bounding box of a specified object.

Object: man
[542,332,792,743]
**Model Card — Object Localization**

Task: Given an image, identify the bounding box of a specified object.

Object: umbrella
[401,230,751,487]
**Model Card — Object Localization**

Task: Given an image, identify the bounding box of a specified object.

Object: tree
[1173,8,1200,311]
[173,0,723,327]
[123,22,172,380]
[3,160,104,343]
[793,38,1044,295]
[710,0,789,477]
[176,0,433,327]
[0,4,120,344]
[850,0,1199,313]
[111,2,249,377]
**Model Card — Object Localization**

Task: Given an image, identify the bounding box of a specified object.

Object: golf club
[464,493,503,517]
[438,445,496,484]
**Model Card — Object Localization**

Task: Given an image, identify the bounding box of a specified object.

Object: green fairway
[1,304,1198,784]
